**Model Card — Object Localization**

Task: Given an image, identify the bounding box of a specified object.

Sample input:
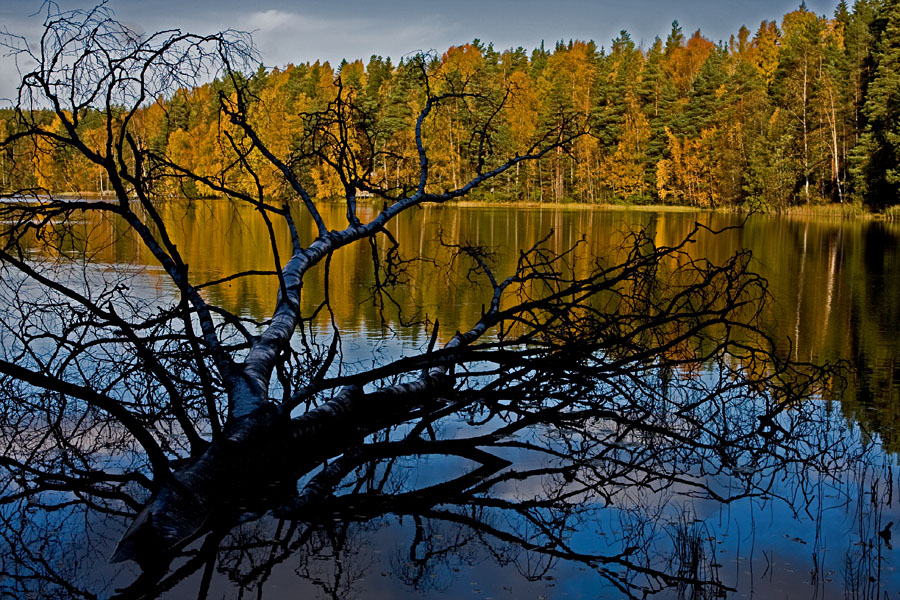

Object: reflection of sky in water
[6,203,900,598]
[155,397,900,599]
[175,468,900,599]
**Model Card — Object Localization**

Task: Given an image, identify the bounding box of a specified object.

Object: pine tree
[843,1,879,133]
[853,0,900,206]
[640,37,671,192]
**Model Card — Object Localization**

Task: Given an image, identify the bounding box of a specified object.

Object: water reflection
[27,202,900,446]
[2,400,894,599]
[2,203,900,598]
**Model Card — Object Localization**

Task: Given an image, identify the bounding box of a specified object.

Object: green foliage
[852,0,900,206]
[3,1,895,209]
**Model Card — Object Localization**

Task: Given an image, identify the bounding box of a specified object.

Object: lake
[3,201,900,599]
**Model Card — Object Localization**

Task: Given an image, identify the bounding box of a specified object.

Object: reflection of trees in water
[0,5,896,600]
[0,216,892,599]
[16,203,900,454]
[2,394,893,600]
[739,217,900,453]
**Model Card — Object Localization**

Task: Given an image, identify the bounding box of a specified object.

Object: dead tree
[0,5,855,599]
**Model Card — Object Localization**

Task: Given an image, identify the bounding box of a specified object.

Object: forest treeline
[2,0,899,209]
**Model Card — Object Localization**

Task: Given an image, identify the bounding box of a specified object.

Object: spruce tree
[853,0,900,206]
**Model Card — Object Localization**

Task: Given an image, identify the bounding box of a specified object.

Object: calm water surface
[113,202,899,440]
[18,202,900,598]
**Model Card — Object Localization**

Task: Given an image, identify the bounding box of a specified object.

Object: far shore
[30,191,898,220]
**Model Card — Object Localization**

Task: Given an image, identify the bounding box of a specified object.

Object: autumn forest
[3,0,899,210]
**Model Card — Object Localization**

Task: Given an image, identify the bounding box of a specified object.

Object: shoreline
[420,200,891,220]
[29,192,896,220]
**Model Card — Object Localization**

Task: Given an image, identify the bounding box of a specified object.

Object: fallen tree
[0,6,852,599]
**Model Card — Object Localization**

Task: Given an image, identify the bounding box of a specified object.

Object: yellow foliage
[32,115,64,191]
[655,126,722,207]
[752,20,781,86]
[546,41,597,113]
[311,162,344,199]
[440,44,484,83]
[665,31,715,95]
[603,98,651,199]
[506,70,538,147]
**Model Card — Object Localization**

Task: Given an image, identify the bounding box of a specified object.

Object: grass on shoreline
[48,191,894,220]
[443,199,892,220]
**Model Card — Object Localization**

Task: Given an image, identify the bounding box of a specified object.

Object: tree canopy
[2,1,898,209]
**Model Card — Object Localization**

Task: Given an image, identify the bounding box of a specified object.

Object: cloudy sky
[1,0,839,101]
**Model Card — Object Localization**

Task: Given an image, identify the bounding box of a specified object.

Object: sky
[0,0,841,102]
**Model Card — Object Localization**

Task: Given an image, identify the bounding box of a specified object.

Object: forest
[0,2,898,597]
[2,0,898,210]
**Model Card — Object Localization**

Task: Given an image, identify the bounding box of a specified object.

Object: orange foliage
[666,31,715,95]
